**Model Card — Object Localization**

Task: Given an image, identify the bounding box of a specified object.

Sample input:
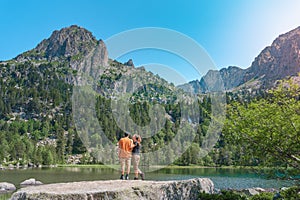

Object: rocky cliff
[11,178,214,200]
[243,26,300,86]
[15,25,109,79]
[179,26,300,93]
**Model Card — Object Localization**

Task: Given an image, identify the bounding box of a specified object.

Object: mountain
[15,25,104,62]
[179,26,300,93]
[179,66,245,93]
[14,25,109,80]
[0,25,207,167]
[0,25,179,121]
[1,24,297,168]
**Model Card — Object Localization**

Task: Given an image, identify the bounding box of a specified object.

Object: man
[118,132,134,180]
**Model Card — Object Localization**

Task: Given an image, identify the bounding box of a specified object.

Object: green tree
[224,77,300,171]
[56,127,66,163]
[42,147,54,165]
[66,129,74,155]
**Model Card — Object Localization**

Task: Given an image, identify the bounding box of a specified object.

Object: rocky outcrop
[15,25,109,78]
[244,26,300,86]
[72,39,109,80]
[124,59,135,67]
[20,178,43,187]
[179,66,245,93]
[16,25,98,61]
[0,182,16,193]
[11,178,214,200]
[180,26,300,93]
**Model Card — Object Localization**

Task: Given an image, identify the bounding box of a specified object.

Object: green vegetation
[0,193,12,200]
[249,193,274,200]
[280,186,300,199]
[224,77,300,177]
[198,190,246,200]
[0,59,299,181]
[198,186,300,200]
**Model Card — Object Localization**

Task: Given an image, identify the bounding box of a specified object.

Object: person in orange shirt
[118,132,134,180]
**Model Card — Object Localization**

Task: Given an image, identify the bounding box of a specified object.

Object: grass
[57,164,264,169]
[57,164,117,168]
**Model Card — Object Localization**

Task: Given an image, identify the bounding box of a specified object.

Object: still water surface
[0,166,297,199]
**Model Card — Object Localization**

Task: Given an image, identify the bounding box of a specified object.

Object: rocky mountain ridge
[0,25,180,118]
[16,25,100,61]
[3,24,300,100]
[14,25,109,81]
[179,26,300,93]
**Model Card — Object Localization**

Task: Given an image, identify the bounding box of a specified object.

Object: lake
[0,166,297,199]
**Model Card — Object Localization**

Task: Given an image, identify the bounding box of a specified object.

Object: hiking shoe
[134,177,139,180]
[125,174,129,180]
[139,173,145,180]
[120,174,124,180]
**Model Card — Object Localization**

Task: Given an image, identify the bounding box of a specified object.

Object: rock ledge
[11,178,213,200]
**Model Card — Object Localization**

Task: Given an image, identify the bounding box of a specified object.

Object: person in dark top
[132,134,145,180]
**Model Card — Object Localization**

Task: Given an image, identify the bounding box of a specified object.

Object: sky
[1,0,300,85]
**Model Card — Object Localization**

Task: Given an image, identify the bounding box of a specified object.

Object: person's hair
[124,132,130,137]
[133,134,142,143]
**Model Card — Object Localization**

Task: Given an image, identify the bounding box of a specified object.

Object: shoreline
[0,163,296,172]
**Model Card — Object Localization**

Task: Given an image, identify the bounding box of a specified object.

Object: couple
[118,132,145,180]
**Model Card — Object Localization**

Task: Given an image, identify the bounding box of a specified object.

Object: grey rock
[179,26,300,93]
[0,182,16,193]
[241,187,263,196]
[14,25,109,82]
[17,25,98,61]
[20,178,43,187]
[11,178,213,200]
[280,187,289,191]
[124,59,134,67]
[8,164,14,169]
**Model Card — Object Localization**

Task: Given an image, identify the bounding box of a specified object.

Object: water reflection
[0,166,296,193]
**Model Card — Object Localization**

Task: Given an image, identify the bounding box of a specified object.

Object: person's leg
[119,158,125,179]
[133,155,140,179]
[125,158,131,180]
[132,155,139,179]
[136,155,145,180]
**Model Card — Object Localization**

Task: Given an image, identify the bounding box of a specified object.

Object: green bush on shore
[198,186,300,200]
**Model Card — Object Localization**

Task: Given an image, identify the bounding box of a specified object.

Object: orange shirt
[118,137,134,158]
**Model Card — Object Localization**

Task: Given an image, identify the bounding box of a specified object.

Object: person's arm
[117,141,121,158]
[130,139,135,150]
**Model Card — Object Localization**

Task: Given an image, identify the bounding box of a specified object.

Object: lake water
[0,166,297,199]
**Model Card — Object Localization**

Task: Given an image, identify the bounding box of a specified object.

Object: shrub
[250,192,273,200]
[280,186,300,199]
[198,190,247,200]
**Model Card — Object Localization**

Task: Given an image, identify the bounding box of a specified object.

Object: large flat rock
[11,178,214,200]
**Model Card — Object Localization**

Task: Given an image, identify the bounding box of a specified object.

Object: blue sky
[1,0,300,85]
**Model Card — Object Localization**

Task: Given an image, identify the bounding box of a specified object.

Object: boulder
[20,178,43,187]
[11,178,213,200]
[0,182,16,193]
[8,164,14,169]
[241,187,267,196]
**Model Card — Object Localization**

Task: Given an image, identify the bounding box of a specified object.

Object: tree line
[0,61,299,178]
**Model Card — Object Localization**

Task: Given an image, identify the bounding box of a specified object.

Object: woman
[132,134,145,180]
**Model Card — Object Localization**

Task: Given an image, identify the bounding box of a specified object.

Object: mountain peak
[243,25,300,86]
[179,26,300,93]
[15,25,100,61]
[275,26,300,41]
[124,59,135,67]
[37,25,98,59]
